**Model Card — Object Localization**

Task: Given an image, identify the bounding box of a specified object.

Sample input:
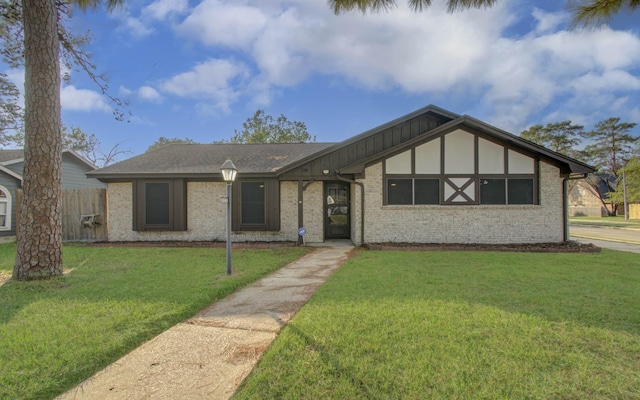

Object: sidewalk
[570,225,640,245]
[57,243,354,400]
[570,225,640,253]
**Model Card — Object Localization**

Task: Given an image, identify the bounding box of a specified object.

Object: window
[479,178,535,205]
[384,129,538,206]
[241,182,265,224]
[508,179,534,204]
[133,179,187,231]
[145,182,171,225]
[387,178,439,205]
[0,186,11,231]
[387,179,412,205]
[233,179,280,231]
[415,179,440,204]
[480,179,506,204]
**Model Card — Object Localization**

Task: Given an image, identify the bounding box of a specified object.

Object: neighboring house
[0,149,106,236]
[88,105,594,245]
[568,176,615,217]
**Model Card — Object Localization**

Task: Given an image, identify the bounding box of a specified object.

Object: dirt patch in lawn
[0,272,10,287]
[364,241,601,253]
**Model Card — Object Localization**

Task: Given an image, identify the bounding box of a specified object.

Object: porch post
[298,180,304,245]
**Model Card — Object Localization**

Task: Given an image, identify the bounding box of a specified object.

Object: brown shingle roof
[88,143,336,179]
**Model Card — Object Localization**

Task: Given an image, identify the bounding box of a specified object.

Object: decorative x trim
[444,177,475,203]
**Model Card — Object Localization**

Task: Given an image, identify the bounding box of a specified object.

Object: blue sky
[5,0,640,159]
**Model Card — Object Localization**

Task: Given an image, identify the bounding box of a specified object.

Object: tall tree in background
[147,136,195,152]
[520,121,584,159]
[329,0,640,28]
[582,117,638,176]
[582,117,638,215]
[520,121,590,213]
[8,125,130,167]
[231,110,314,144]
[0,73,21,141]
[609,156,640,205]
[12,0,124,280]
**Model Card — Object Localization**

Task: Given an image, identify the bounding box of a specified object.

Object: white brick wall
[107,160,565,245]
[358,161,565,244]
[107,181,300,242]
[302,181,324,243]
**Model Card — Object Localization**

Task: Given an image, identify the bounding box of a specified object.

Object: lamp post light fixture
[221,159,237,275]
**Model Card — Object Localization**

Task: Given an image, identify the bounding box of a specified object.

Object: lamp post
[221,159,237,274]
[623,166,628,221]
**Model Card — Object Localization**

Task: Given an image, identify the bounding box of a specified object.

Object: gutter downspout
[336,173,365,246]
[565,173,588,242]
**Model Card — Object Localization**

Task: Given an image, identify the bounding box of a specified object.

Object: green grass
[235,250,640,400]
[0,243,308,400]
[570,215,640,228]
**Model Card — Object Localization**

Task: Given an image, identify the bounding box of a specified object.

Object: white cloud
[118,85,134,96]
[144,0,189,21]
[138,86,163,102]
[122,15,154,38]
[111,0,190,39]
[120,85,163,103]
[61,86,111,113]
[177,0,268,48]
[570,70,640,94]
[161,0,640,127]
[161,58,249,113]
[532,8,567,34]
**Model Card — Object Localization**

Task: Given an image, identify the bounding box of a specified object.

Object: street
[570,225,640,254]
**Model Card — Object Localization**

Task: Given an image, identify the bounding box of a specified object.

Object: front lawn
[235,250,640,399]
[0,243,308,400]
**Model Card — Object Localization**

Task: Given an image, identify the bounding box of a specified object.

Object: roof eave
[337,115,596,175]
[88,171,280,181]
[459,116,596,174]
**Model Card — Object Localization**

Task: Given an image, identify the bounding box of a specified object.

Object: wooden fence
[17,188,107,242]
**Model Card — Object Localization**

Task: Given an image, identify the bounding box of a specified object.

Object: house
[88,105,594,245]
[0,149,106,237]
[568,176,615,217]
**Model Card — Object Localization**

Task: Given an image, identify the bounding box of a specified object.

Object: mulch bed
[364,241,601,253]
[86,241,299,249]
[84,240,600,253]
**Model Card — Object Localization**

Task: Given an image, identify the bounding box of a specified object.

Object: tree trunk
[13,0,63,280]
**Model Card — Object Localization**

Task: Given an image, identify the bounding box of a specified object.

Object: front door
[325,182,350,240]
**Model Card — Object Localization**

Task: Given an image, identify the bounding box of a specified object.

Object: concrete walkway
[57,243,354,400]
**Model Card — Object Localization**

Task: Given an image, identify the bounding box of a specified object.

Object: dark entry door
[325,182,350,239]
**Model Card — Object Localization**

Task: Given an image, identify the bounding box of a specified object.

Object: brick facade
[108,160,565,245]
[357,161,564,244]
[302,181,324,243]
[108,181,300,242]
